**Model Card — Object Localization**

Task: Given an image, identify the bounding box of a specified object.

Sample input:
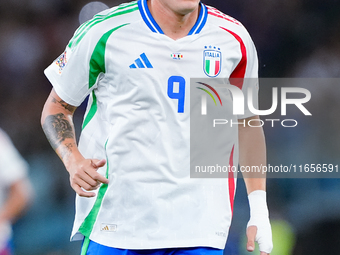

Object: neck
[147,0,200,40]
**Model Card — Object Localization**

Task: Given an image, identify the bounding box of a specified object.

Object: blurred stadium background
[1,0,340,254]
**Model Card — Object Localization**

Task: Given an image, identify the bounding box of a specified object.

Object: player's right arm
[41,89,109,197]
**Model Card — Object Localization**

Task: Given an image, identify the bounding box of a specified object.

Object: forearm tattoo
[51,97,76,113]
[42,113,75,151]
[59,143,74,161]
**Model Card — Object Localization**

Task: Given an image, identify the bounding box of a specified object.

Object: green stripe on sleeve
[82,23,128,130]
[72,1,137,40]
[89,23,129,89]
[68,2,138,49]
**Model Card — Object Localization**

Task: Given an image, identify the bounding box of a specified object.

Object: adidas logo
[129,53,153,69]
[100,223,117,232]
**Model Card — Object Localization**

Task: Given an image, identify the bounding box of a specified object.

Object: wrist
[62,149,84,172]
[246,190,273,253]
[248,190,268,217]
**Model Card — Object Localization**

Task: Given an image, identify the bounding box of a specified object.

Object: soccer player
[0,128,32,255]
[41,0,273,254]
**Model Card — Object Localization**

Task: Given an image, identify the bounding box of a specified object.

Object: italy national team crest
[203,46,222,77]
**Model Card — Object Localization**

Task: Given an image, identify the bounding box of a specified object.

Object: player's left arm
[239,115,273,255]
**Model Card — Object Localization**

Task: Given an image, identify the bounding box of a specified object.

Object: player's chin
[176,7,196,15]
[176,1,200,15]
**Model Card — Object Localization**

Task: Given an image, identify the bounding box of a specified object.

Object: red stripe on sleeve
[207,6,242,26]
[220,27,247,90]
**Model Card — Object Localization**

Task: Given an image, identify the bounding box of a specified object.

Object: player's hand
[246,220,273,254]
[246,190,273,254]
[67,157,109,197]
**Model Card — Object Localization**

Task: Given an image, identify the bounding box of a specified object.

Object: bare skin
[147,0,200,40]
[41,89,108,198]
[239,115,269,255]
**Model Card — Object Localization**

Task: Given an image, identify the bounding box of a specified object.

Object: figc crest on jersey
[203,46,221,77]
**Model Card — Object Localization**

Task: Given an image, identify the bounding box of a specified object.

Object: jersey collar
[138,0,208,35]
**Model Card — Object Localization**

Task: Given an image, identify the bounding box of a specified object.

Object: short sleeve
[229,30,259,119]
[44,23,103,106]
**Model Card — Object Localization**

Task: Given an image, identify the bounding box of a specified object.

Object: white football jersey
[44,0,258,249]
